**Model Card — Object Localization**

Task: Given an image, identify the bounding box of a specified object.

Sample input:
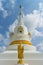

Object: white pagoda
[0,5,43,65]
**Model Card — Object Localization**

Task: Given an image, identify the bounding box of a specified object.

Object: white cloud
[3,10,8,18]
[36,41,43,51]
[6,32,10,38]
[0,0,17,18]
[9,0,16,8]
[0,34,6,52]
[0,38,10,52]
[0,33,10,52]
[3,38,10,45]
[23,12,40,31]
[0,46,6,52]
[0,33,10,44]
[39,2,43,12]
[0,0,8,18]
[31,29,43,38]
[38,2,43,27]
[0,34,4,41]
[9,19,18,32]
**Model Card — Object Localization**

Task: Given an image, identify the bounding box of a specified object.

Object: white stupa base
[17,64,29,65]
[6,44,36,51]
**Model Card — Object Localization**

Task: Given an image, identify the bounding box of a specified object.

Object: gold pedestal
[18,44,24,64]
[18,59,24,64]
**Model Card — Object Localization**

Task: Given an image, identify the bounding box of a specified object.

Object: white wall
[0,60,43,65]
[0,51,43,65]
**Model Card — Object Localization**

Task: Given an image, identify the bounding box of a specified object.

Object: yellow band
[10,40,32,46]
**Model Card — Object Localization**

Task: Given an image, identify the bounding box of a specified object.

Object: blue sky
[0,0,43,52]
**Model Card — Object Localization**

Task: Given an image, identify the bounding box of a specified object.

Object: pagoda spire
[18,5,24,26]
[20,5,22,16]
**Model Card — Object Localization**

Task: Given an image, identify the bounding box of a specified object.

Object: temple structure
[0,5,43,65]
[7,5,36,51]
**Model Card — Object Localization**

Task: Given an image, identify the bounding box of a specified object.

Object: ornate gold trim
[10,40,32,45]
[18,26,24,31]
[18,44,24,64]
[18,44,24,59]
[18,59,24,64]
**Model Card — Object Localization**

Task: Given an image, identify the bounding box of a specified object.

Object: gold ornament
[28,32,31,37]
[18,44,24,64]
[10,40,32,46]
[17,26,24,33]
[10,32,14,39]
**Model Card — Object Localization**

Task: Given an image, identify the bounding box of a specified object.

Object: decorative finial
[18,4,23,26]
[20,5,22,15]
